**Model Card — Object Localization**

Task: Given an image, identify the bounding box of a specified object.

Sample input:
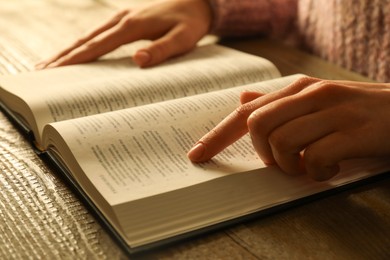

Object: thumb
[133,25,199,67]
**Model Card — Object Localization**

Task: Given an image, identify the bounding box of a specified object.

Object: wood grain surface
[0,1,389,259]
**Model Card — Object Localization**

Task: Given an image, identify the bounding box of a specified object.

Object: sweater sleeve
[209,0,298,39]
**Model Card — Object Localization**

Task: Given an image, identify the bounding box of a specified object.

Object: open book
[0,44,389,254]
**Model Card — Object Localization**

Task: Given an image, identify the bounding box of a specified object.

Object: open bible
[0,44,389,254]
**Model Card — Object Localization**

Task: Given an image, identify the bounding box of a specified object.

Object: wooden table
[1,1,389,259]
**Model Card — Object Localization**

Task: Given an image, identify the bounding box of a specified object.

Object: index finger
[187,76,321,163]
[187,102,256,162]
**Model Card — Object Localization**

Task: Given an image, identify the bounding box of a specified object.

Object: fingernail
[187,143,205,162]
[134,50,151,67]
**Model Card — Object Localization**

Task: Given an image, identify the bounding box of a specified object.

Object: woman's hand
[35,0,212,69]
[188,77,390,181]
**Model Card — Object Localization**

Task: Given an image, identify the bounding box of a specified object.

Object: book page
[0,44,280,144]
[43,75,302,205]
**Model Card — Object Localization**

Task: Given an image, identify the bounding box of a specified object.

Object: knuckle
[289,76,318,90]
[234,105,261,130]
[303,147,329,170]
[118,16,134,30]
[299,76,318,84]
[110,10,131,28]
[116,9,130,18]
[268,130,293,152]
[247,114,267,137]
[247,117,263,133]
[302,80,346,101]
[234,104,253,118]
[316,80,335,91]
[313,80,346,96]
[108,9,128,21]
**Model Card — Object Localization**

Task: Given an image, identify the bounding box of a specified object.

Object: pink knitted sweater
[210,0,390,82]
